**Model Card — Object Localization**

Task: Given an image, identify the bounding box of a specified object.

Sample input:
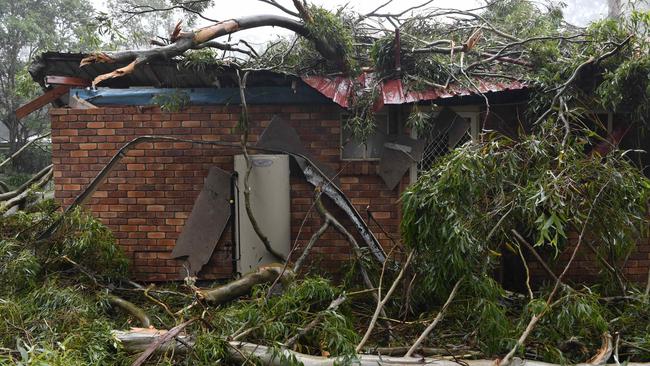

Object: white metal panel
[234,154,290,274]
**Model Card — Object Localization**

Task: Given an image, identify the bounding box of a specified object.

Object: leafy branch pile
[402,123,650,362]
[9,0,650,364]
[0,200,361,365]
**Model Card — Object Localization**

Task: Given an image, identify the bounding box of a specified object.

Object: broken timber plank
[15,85,70,120]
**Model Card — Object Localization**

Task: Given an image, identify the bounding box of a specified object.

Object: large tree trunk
[113,330,648,366]
[608,0,622,19]
[81,14,347,86]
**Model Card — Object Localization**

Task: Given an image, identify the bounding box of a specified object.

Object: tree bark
[0,164,52,203]
[107,294,152,328]
[81,15,345,86]
[113,331,644,366]
[197,265,293,304]
[0,132,50,171]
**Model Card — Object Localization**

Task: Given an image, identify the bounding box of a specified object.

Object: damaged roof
[30,52,528,106]
[301,74,527,108]
[29,52,298,89]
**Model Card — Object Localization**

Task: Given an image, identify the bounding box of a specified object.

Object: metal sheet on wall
[378,135,425,190]
[170,167,232,276]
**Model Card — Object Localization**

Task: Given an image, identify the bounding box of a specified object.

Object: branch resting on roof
[81,14,345,86]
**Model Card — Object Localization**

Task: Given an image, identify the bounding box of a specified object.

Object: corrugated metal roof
[301,73,527,108]
[30,52,526,107]
[29,52,297,89]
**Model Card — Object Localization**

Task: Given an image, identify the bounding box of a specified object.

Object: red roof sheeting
[301,73,526,109]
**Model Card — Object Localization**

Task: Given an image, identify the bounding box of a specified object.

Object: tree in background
[0,0,98,175]
[99,0,213,49]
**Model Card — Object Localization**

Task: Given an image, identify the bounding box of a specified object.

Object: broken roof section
[301,73,527,109]
[30,52,528,107]
[29,52,298,89]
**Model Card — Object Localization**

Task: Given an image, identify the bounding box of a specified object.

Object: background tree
[0,0,98,175]
[98,0,214,50]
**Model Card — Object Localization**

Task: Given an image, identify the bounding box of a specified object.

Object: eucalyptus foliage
[0,199,359,364]
[402,123,649,295]
[0,200,130,364]
[191,277,358,363]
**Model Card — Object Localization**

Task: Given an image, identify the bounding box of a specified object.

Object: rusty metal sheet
[302,73,526,109]
[256,115,338,184]
[171,167,232,276]
[378,135,425,190]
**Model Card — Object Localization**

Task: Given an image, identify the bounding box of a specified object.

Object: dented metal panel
[256,116,386,263]
[379,136,425,190]
[234,154,291,274]
[171,167,232,276]
[296,157,387,263]
[256,115,338,184]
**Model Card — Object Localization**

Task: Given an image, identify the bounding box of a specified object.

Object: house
[29,52,649,287]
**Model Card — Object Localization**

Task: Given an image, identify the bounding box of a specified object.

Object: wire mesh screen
[417,118,472,174]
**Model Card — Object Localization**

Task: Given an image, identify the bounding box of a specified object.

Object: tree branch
[405,278,462,357]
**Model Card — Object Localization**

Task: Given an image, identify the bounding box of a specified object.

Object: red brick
[127,163,145,171]
[98,129,115,136]
[79,143,97,150]
[70,150,88,158]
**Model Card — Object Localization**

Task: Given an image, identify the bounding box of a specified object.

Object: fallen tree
[5,0,650,364]
[113,329,634,366]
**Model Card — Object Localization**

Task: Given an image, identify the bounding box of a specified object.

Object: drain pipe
[230,172,239,278]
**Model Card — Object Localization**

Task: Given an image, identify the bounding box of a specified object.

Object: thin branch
[238,70,285,262]
[583,239,627,294]
[292,191,329,273]
[284,295,346,348]
[107,294,152,328]
[193,40,257,58]
[499,180,612,366]
[405,278,462,357]
[0,132,50,171]
[356,249,414,352]
[512,229,562,286]
[257,0,300,18]
[131,319,195,366]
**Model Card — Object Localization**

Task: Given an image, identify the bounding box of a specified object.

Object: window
[341,110,399,160]
[411,107,479,179]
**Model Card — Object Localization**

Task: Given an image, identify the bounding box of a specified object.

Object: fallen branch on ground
[356,249,414,352]
[197,265,293,304]
[405,277,462,357]
[107,294,152,328]
[0,132,50,171]
[114,330,636,366]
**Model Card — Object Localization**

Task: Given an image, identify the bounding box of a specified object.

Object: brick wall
[526,234,650,286]
[50,103,649,287]
[51,104,406,281]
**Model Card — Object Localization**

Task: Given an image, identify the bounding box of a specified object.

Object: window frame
[409,106,480,183]
[339,112,394,161]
